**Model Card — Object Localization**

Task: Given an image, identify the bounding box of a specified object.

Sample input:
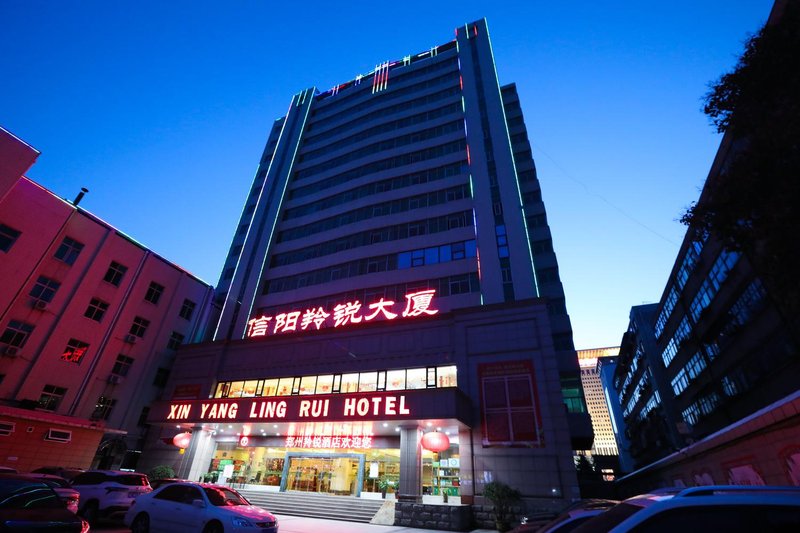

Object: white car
[124,481,278,533]
[572,486,800,532]
[70,469,151,524]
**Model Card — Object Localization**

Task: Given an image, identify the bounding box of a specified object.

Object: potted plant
[377,475,398,498]
[483,481,521,532]
[147,465,176,482]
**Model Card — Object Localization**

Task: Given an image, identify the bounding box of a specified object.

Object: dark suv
[70,470,151,524]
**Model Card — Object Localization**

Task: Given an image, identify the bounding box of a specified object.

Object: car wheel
[131,513,151,533]
[203,521,224,533]
[81,501,99,526]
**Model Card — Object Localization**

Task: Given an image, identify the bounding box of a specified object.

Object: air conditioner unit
[107,374,122,385]
[32,299,48,310]
[2,346,18,357]
[44,428,72,443]
[124,334,137,344]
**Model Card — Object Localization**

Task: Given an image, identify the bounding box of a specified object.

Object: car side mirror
[192,499,206,508]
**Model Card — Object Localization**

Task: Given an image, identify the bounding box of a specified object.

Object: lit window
[263,379,279,396]
[241,380,260,397]
[92,396,116,420]
[277,378,293,396]
[61,338,89,364]
[437,366,457,387]
[358,372,378,393]
[315,375,333,395]
[340,373,359,393]
[38,385,67,411]
[406,368,426,389]
[299,376,317,395]
[386,370,406,391]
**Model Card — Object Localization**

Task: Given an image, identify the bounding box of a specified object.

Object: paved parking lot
[92,514,498,532]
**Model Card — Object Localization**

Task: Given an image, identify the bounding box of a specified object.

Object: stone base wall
[394,503,473,531]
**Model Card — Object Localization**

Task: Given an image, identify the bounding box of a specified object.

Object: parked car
[31,466,85,481]
[124,481,278,533]
[572,485,800,532]
[70,470,151,525]
[512,499,619,533]
[0,474,89,531]
[25,473,80,514]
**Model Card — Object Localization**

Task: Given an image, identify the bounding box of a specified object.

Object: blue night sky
[0,1,773,349]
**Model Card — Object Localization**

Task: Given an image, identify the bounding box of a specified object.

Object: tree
[681,1,800,334]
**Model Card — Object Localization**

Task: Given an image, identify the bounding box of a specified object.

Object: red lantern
[421,431,450,452]
[172,432,192,449]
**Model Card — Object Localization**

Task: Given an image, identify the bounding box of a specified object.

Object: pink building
[0,127,214,471]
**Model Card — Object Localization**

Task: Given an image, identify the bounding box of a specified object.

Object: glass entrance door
[285,454,363,496]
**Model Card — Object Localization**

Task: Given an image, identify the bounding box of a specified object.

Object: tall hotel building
[146,19,590,510]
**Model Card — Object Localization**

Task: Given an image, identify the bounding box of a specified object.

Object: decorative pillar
[399,425,423,497]
[176,425,214,481]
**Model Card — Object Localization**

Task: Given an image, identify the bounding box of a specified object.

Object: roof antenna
[73,187,89,206]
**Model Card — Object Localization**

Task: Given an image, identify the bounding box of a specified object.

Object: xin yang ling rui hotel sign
[246,289,439,338]
[164,392,414,424]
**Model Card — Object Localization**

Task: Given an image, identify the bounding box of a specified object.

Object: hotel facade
[143,19,590,507]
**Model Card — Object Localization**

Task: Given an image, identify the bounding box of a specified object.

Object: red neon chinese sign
[285,434,373,449]
[247,289,439,338]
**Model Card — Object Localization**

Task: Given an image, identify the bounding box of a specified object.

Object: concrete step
[239,490,385,523]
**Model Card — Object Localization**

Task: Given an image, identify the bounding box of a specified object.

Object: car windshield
[0,479,63,509]
[114,475,149,486]
[203,487,249,506]
[572,502,644,533]
[42,478,69,489]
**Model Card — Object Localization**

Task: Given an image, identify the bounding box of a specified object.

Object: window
[358,372,378,392]
[84,298,109,322]
[166,331,184,351]
[0,320,34,349]
[315,375,333,395]
[144,282,165,304]
[103,261,128,286]
[482,373,541,444]
[340,373,359,393]
[30,276,61,303]
[153,367,170,387]
[0,421,14,437]
[129,316,150,338]
[92,396,116,420]
[38,385,67,411]
[179,299,196,320]
[0,224,21,252]
[299,376,317,395]
[386,370,406,391]
[112,355,134,377]
[277,378,293,396]
[61,339,89,364]
[406,368,426,389]
[54,236,84,265]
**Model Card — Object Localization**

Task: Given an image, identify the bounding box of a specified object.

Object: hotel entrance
[285,453,363,496]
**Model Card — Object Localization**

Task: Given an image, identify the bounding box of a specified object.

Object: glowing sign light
[285,434,373,449]
[247,290,439,338]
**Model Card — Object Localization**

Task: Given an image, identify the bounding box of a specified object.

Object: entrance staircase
[239,490,386,523]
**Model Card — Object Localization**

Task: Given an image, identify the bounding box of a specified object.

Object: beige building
[578,347,620,456]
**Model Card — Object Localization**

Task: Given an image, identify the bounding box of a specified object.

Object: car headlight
[232,517,254,527]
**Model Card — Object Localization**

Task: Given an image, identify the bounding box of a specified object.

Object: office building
[577,347,619,457]
[143,19,589,518]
